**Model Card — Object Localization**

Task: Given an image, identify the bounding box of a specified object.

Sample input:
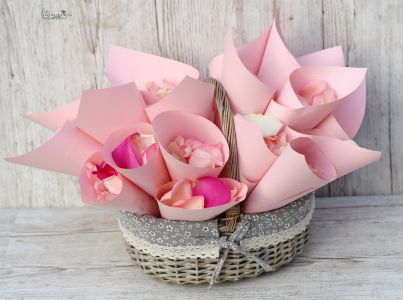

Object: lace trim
[242,200,315,250]
[119,200,314,260]
[118,221,220,259]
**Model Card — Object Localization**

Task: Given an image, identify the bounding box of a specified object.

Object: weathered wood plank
[0,0,400,207]
[1,196,403,299]
[0,0,159,208]
[322,0,401,196]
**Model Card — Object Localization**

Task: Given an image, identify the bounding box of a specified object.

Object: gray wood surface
[1,195,402,299]
[1,0,401,207]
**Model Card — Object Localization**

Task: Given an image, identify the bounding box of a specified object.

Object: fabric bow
[209,219,273,288]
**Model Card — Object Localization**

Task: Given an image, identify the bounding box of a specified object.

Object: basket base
[125,226,310,285]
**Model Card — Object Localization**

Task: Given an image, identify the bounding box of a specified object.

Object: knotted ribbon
[209,219,273,288]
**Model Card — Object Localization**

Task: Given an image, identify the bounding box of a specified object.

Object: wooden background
[0,0,401,208]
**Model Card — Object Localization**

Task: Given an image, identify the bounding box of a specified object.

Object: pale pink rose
[298,79,337,106]
[167,135,224,169]
[241,113,288,156]
[85,161,123,203]
[145,79,177,100]
[112,133,157,169]
[263,126,288,156]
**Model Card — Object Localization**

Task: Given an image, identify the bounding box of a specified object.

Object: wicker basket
[118,78,315,286]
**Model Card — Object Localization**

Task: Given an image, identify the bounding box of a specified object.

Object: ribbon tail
[244,251,273,272]
[209,248,230,289]
[231,243,273,272]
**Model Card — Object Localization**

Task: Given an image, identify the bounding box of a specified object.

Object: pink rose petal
[221,178,248,203]
[189,144,225,168]
[142,143,158,165]
[171,196,204,209]
[299,79,337,106]
[102,175,123,194]
[170,179,193,201]
[192,176,231,208]
[298,79,327,101]
[92,161,119,180]
[112,133,143,169]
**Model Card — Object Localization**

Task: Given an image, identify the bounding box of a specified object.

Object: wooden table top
[1,195,402,299]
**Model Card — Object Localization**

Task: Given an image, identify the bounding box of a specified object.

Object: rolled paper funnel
[304,114,350,140]
[23,99,80,131]
[243,137,337,213]
[152,111,230,181]
[209,25,271,80]
[6,121,101,176]
[75,83,149,144]
[234,115,277,188]
[284,128,381,176]
[306,136,381,177]
[256,16,300,94]
[80,152,159,216]
[103,123,171,196]
[155,179,246,221]
[219,31,274,114]
[266,67,367,135]
[106,45,199,89]
[297,46,345,67]
[145,77,215,121]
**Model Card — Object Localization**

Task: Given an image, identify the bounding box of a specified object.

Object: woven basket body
[118,79,315,284]
[119,193,314,284]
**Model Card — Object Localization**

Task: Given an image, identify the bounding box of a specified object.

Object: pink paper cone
[220,31,274,114]
[297,46,345,67]
[234,115,277,187]
[305,115,350,140]
[256,16,300,93]
[103,124,171,196]
[106,45,199,89]
[285,128,381,175]
[243,137,337,213]
[23,99,80,131]
[331,80,366,138]
[208,53,224,80]
[152,111,230,181]
[75,83,148,144]
[145,77,215,121]
[155,179,246,221]
[80,152,159,216]
[6,121,101,176]
[306,136,381,177]
[265,67,367,134]
[208,27,270,80]
[278,66,367,108]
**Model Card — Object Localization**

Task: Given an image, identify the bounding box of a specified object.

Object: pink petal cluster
[145,79,177,100]
[263,127,288,156]
[86,161,123,202]
[158,176,247,209]
[167,135,224,169]
[298,79,337,106]
[112,133,158,169]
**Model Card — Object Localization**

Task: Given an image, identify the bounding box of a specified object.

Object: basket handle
[208,78,241,234]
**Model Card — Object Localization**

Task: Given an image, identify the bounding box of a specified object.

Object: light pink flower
[145,79,177,100]
[241,113,288,156]
[263,126,288,156]
[85,161,123,202]
[298,79,337,106]
[112,133,157,169]
[158,176,247,209]
[167,135,224,169]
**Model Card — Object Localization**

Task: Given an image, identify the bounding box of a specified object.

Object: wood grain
[1,196,402,299]
[0,0,400,207]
